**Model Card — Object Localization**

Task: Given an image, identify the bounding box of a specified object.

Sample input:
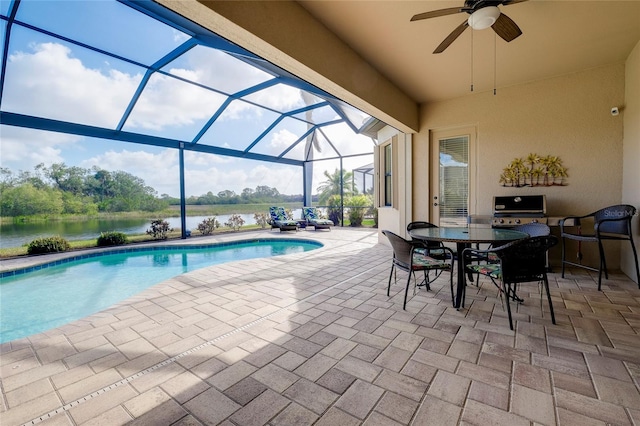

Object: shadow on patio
[1,228,639,425]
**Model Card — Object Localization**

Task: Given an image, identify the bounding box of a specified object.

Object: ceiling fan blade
[411,7,463,22]
[492,13,522,42]
[434,21,469,54]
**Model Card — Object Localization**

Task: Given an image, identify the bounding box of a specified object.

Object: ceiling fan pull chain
[470,30,474,92]
[494,32,497,95]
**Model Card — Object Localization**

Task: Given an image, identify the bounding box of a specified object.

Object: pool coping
[0,237,324,279]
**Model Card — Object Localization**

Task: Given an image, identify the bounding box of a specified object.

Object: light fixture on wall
[468,6,500,30]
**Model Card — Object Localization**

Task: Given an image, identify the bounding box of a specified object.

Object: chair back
[269,206,287,222]
[494,235,558,283]
[303,207,318,221]
[513,222,550,237]
[407,221,438,231]
[594,204,636,235]
[382,230,413,268]
[407,221,442,249]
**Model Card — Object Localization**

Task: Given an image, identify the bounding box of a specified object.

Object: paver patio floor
[1,228,639,425]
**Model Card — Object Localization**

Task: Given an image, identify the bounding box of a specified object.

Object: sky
[0,0,375,198]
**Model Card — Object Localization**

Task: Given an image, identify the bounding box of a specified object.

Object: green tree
[86,168,115,204]
[316,168,354,206]
[61,192,98,215]
[0,183,64,216]
[45,163,87,195]
[255,185,280,200]
[241,187,255,201]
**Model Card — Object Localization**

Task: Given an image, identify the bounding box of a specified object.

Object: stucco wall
[622,40,640,283]
[410,63,626,268]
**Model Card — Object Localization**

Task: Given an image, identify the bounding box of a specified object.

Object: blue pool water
[0,239,321,343]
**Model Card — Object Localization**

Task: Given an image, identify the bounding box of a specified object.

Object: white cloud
[3,43,141,128]
[0,39,370,199]
[184,151,232,166]
[125,73,227,131]
[244,84,305,112]
[80,149,179,195]
[0,126,80,169]
[270,129,298,150]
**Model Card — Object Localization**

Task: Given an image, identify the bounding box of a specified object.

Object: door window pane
[439,136,468,226]
[384,143,392,207]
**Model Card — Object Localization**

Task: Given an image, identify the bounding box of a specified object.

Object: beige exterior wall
[402,63,627,269]
[376,128,412,244]
[623,41,640,283]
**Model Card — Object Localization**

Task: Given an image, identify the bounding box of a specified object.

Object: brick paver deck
[1,228,639,425]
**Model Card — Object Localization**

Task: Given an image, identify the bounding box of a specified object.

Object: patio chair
[407,221,445,253]
[560,204,639,290]
[463,235,558,330]
[268,207,298,232]
[407,221,449,279]
[469,222,551,292]
[382,230,455,309]
[302,207,334,230]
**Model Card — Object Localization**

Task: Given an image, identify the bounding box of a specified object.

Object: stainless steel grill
[492,195,547,227]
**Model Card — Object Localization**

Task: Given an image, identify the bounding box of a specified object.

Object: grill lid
[493,195,546,215]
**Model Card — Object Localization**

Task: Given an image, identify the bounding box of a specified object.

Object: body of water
[0,238,321,343]
[0,210,304,249]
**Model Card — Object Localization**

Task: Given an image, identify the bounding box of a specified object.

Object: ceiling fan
[411,0,528,54]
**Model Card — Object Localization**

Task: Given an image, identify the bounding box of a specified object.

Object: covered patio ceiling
[0,0,381,170]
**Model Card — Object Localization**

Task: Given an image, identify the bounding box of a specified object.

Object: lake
[0,210,303,249]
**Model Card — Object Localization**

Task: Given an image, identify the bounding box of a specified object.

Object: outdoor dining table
[408,227,529,309]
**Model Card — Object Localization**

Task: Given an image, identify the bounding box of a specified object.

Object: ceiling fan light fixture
[468,6,500,30]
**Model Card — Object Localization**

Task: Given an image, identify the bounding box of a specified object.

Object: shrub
[327,195,342,225]
[225,214,245,231]
[97,231,128,247]
[254,212,269,229]
[146,219,172,240]
[347,195,371,227]
[197,217,220,235]
[27,236,71,255]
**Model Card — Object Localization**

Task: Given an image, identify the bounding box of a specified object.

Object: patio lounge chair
[302,207,334,230]
[269,207,298,232]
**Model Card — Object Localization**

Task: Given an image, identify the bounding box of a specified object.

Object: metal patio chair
[560,204,639,290]
[383,230,455,309]
[463,235,558,330]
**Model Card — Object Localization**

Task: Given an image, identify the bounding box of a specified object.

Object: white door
[430,126,477,226]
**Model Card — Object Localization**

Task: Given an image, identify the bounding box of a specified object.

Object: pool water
[0,239,321,343]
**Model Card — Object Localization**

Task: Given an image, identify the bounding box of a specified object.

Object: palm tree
[525,153,540,186]
[317,168,354,205]
[532,167,544,186]
[510,158,526,187]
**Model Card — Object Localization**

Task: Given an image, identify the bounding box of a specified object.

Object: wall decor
[499,153,568,187]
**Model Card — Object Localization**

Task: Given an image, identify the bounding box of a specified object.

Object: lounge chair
[302,207,334,230]
[268,207,298,232]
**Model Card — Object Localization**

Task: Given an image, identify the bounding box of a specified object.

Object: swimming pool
[0,239,321,343]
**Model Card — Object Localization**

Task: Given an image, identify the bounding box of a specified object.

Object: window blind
[439,136,469,224]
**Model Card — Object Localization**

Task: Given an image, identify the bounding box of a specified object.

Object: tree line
[0,164,309,217]
[165,185,303,206]
[0,164,167,217]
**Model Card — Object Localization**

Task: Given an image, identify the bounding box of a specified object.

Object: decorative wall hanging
[499,153,568,187]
